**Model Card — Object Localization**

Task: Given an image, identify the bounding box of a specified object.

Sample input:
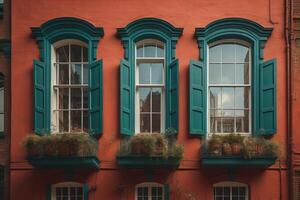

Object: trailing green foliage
[118,133,184,160]
[23,133,98,157]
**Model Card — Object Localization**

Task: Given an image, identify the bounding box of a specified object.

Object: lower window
[52,182,83,200]
[213,182,248,200]
[136,183,164,200]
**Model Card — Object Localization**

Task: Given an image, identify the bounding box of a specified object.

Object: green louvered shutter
[83,184,89,200]
[164,184,170,200]
[120,59,134,135]
[166,59,179,133]
[34,60,49,134]
[45,185,51,200]
[189,60,206,136]
[89,59,103,136]
[256,59,277,135]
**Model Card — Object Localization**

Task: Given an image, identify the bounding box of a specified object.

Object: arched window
[213,181,249,200]
[135,182,164,200]
[135,39,165,133]
[51,40,89,133]
[208,40,251,135]
[51,182,84,200]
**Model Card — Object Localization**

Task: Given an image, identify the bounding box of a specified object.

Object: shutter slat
[120,59,134,135]
[83,184,89,200]
[189,60,206,136]
[89,59,103,136]
[166,59,179,133]
[256,59,277,135]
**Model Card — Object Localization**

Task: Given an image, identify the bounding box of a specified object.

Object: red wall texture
[10,0,288,199]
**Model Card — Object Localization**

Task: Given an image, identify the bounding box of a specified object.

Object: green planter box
[200,155,277,168]
[116,155,181,169]
[27,156,100,170]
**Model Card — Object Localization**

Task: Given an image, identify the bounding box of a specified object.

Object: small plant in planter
[243,137,280,158]
[223,134,244,156]
[207,134,223,156]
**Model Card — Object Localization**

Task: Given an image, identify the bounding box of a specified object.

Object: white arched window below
[213,181,249,200]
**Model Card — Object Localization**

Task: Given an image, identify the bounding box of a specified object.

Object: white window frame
[135,182,164,200]
[207,39,252,137]
[51,39,89,133]
[135,39,165,134]
[213,181,249,200]
[51,182,83,200]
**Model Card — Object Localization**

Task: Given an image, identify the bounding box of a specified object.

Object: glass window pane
[222,64,235,84]
[224,187,230,195]
[236,110,249,133]
[56,46,69,62]
[71,45,82,62]
[0,88,3,113]
[151,63,163,84]
[139,88,151,112]
[144,44,156,57]
[152,114,161,133]
[71,64,82,84]
[70,187,76,195]
[59,111,69,132]
[58,64,69,84]
[236,45,249,63]
[236,63,249,84]
[82,47,88,62]
[137,46,143,57]
[83,64,88,84]
[222,44,235,63]
[83,111,88,132]
[152,88,161,112]
[140,114,150,133]
[83,88,88,108]
[157,46,164,57]
[71,110,82,132]
[209,64,221,84]
[223,110,235,133]
[210,45,222,63]
[209,87,221,109]
[0,114,3,132]
[139,63,151,84]
[71,88,82,109]
[58,88,69,109]
[222,88,234,109]
[215,187,223,195]
[235,87,249,109]
[210,110,222,133]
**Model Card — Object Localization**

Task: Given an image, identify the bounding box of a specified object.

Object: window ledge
[27,156,100,170]
[116,155,181,169]
[200,155,277,168]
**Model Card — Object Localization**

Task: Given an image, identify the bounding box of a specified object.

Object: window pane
[151,63,163,84]
[71,110,82,132]
[236,110,249,133]
[236,63,249,84]
[137,45,143,57]
[210,110,222,133]
[209,45,222,63]
[224,187,230,195]
[157,46,164,57]
[140,114,150,133]
[144,44,156,57]
[0,88,3,113]
[139,63,151,84]
[236,45,249,63]
[83,111,88,132]
[59,111,69,132]
[56,46,69,62]
[71,45,82,62]
[209,87,221,109]
[222,64,235,84]
[140,88,151,112]
[152,88,161,112]
[223,110,235,133]
[71,88,82,109]
[71,64,82,84]
[59,88,69,109]
[0,115,3,132]
[83,88,88,108]
[222,44,235,63]
[235,87,249,109]
[152,114,161,133]
[209,64,221,84]
[222,88,234,109]
[82,47,88,62]
[58,64,69,84]
[83,64,88,84]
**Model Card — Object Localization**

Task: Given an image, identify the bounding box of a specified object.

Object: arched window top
[53,39,88,49]
[213,181,248,187]
[136,182,163,188]
[53,182,83,187]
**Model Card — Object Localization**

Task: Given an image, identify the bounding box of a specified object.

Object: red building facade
[8,0,289,199]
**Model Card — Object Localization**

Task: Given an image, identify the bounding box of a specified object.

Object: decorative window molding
[190,18,277,136]
[31,17,104,136]
[118,18,183,136]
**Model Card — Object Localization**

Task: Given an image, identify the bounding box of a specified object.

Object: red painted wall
[10,0,288,199]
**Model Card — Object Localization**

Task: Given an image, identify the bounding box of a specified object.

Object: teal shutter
[83,184,89,200]
[89,60,103,136]
[166,59,179,133]
[34,60,49,134]
[189,60,206,136]
[45,185,51,200]
[255,59,277,135]
[164,184,170,200]
[120,59,134,135]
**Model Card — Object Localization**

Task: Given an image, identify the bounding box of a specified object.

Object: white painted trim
[213,181,249,200]
[51,182,83,200]
[135,182,164,200]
